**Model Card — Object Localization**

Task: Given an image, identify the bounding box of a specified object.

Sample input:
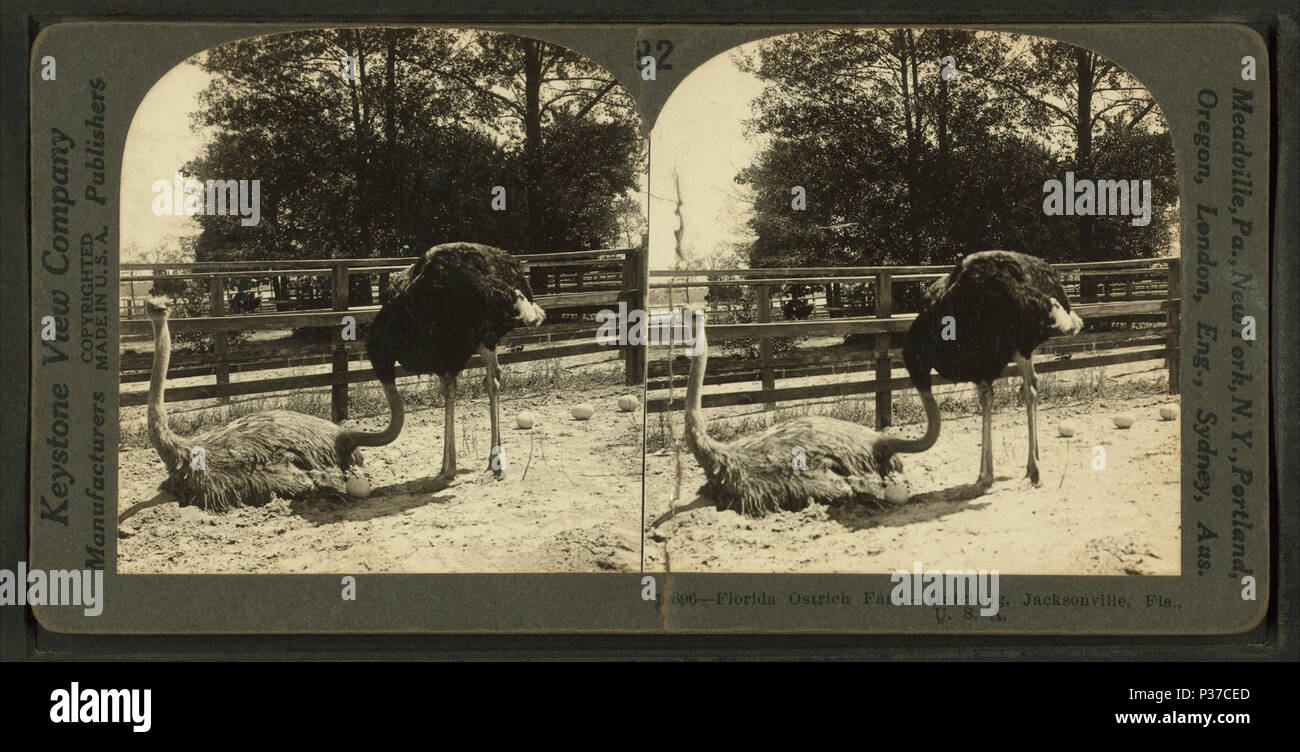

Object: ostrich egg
[346,477,372,498]
[883,482,909,505]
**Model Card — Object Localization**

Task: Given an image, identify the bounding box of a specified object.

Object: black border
[2,0,1295,661]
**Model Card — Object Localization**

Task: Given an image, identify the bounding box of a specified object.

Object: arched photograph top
[117,28,648,575]
[645,28,1182,575]
[650,28,1176,272]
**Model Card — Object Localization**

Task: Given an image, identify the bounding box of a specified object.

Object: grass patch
[119,360,625,451]
[644,367,1168,454]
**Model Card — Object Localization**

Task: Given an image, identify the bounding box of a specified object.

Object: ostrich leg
[434,375,458,488]
[1014,354,1041,485]
[977,381,995,487]
[476,345,504,479]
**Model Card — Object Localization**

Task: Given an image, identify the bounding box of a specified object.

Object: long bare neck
[339,380,405,448]
[683,321,720,475]
[147,317,185,469]
[880,388,941,455]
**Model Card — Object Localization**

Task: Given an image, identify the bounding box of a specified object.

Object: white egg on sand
[345,476,372,498]
[516,412,535,429]
[571,403,595,420]
[1057,420,1077,438]
[1159,404,1180,421]
[617,394,639,412]
[883,482,909,505]
[1113,414,1137,429]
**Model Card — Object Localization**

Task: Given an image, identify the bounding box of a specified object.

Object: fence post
[621,247,646,386]
[209,275,230,404]
[1165,258,1181,394]
[874,271,893,430]
[756,283,775,411]
[331,262,350,422]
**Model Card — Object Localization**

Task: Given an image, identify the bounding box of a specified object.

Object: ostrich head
[512,288,546,328]
[1048,298,1084,335]
[144,297,171,322]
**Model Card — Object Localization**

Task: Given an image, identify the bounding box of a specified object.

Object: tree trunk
[898,31,921,263]
[383,31,402,254]
[1075,48,1095,260]
[522,40,548,291]
[937,30,951,255]
[348,30,374,260]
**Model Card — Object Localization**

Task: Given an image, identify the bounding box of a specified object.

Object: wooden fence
[119,247,646,420]
[646,256,1181,427]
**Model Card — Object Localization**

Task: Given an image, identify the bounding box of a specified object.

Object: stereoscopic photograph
[643,29,1183,574]
[114,28,648,574]
[19,8,1278,642]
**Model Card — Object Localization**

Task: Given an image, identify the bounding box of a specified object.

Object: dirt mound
[646,392,1180,574]
[119,383,643,574]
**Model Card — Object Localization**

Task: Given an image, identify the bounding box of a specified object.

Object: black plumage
[364,242,546,487]
[898,250,1084,487]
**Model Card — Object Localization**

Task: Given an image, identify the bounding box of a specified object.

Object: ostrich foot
[477,467,504,484]
[977,474,994,489]
[429,471,460,491]
[1023,466,1041,487]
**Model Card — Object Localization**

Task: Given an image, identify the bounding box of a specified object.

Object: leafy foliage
[735,30,1177,279]
[184,28,645,296]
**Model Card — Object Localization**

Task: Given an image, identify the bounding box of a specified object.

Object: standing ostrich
[899,250,1085,487]
[364,242,546,487]
[682,312,910,517]
[119,299,401,522]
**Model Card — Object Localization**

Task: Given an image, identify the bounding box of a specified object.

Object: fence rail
[120,247,646,419]
[646,256,1180,424]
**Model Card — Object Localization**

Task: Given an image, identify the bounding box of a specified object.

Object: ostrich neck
[147,318,186,469]
[882,388,942,455]
[683,326,720,476]
[339,380,405,448]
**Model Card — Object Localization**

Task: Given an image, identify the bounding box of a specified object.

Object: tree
[735,29,1178,275]
[448,33,643,287]
[969,39,1177,260]
[184,28,644,296]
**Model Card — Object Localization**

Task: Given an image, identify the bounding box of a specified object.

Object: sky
[120,58,212,262]
[647,46,765,272]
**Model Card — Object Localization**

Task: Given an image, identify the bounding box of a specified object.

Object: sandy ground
[644,387,1180,575]
[117,381,644,574]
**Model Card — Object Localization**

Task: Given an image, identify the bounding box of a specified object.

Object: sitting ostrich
[118,299,401,522]
[682,312,926,517]
[364,242,546,487]
[900,250,1085,487]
